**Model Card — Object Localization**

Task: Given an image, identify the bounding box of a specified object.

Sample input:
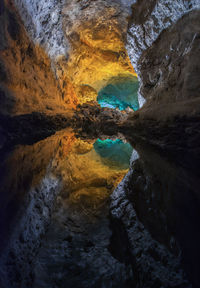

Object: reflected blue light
[93,139,133,169]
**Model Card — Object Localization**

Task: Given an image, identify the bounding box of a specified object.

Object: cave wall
[127,0,200,72]
[62,0,137,103]
[13,0,68,59]
[127,0,200,108]
[1,0,200,286]
[110,1,200,287]
[125,1,200,166]
[0,0,141,115]
[15,0,139,104]
[0,1,79,115]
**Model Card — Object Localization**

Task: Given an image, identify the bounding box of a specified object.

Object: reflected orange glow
[51,132,128,212]
[1,128,129,229]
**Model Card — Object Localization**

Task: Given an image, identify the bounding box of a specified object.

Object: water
[1,127,199,288]
[0,129,135,288]
[94,139,133,169]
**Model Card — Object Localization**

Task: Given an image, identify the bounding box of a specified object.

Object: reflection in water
[0,127,199,287]
[0,129,134,288]
[0,130,132,228]
[93,139,133,169]
[51,135,132,215]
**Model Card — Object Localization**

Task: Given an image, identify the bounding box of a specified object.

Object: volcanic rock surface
[109,1,200,287]
[0,1,77,115]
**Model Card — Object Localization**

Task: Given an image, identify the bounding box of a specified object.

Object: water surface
[0,129,135,288]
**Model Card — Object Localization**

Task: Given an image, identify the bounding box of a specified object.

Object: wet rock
[0,112,71,149]
[110,153,192,288]
[72,101,129,138]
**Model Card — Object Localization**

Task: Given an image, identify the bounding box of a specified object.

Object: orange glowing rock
[62,0,137,104]
[0,0,137,114]
[0,2,78,115]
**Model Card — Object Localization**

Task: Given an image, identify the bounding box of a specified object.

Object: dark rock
[0,112,71,149]
[7,11,20,41]
[72,101,129,138]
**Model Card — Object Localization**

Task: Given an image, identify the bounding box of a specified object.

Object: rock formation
[0,1,77,115]
[0,0,138,115]
[109,1,200,287]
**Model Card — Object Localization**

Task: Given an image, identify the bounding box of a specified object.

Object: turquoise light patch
[93,139,133,169]
[97,76,139,111]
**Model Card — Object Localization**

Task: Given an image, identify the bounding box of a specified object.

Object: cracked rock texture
[127,0,200,72]
[0,0,77,115]
[109,1,200,287]
[0,133,63,288]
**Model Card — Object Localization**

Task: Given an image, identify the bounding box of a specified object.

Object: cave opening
[95,74,139,156]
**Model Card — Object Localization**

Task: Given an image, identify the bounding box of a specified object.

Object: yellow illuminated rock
[61,0,137,104]
[0,0,137,114]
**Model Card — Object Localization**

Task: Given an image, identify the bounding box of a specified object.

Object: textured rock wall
[1,0,140,114]
[14,0,68,59]
[109,1,200,287]
[127,0,200,72]
[127,0,200,108]
[1,0,200,286]
[138,9,200,111]
[0,1,78,115]
[13,0,138,105]
[62,0,137,103]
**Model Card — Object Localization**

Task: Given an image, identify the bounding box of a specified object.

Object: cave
[0,0,200,288]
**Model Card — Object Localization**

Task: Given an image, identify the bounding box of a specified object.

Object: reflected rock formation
[94,139,133,169]
[0,130,132,287]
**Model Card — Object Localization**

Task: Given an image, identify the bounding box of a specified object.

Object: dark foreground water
[0,129,135,288]
[0,127,200,288]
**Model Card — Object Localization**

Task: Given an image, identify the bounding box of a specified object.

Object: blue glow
[97,76,139,111]
[93,139,133,169]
